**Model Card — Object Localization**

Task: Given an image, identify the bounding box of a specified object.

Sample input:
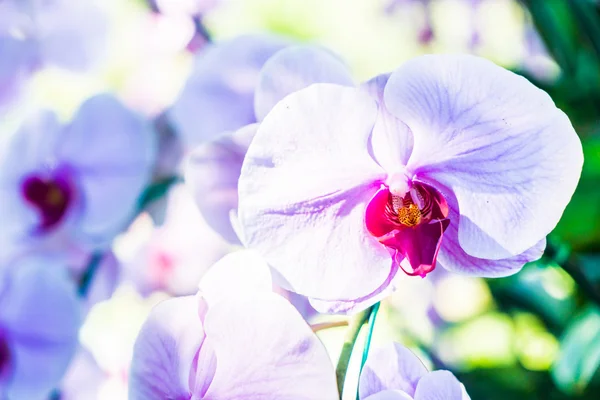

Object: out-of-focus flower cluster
[0,0,596,399]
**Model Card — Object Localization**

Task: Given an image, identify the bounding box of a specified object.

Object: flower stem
[359,302,380,369]
[77,252,104,297]
[357,302,380,400]
[311,320,349,333]
[335,306,373,398]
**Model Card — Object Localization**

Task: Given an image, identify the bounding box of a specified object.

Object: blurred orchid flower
[0,94,156,259]
[0,0,107,106]
[385,0,483,46]
[184,40,354,243]
[129,250,338,399]
[360,343,470,400]
[153,0,219,17]
[122,184,231,296]
[169,34,289,148]
[237,54,583,314]
[0,256,81,399]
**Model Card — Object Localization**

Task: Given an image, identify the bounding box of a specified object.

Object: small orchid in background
[385,0,483,47]
[238,54,583,313]
[0,255,81,399]
[0,0,107,107]
[359,343,470,400]
[169,34,289,148]
[0,94,156,261]
[185,41,354,243]
[120,184,231,296]
[129,250,338,399]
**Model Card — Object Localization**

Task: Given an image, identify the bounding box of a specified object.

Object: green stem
[357,302,380,400]
[359,302,380,370]
[77,252,104,297]
[336,307,373,398]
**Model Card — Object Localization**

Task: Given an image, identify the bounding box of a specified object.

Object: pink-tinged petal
[59,94,156,244]
[364,390,414,400]
[198,250,272,306]
[169,34,289,147]
[414,371,466,400]
[185,123,257,244]
[360,343,428,398]
[238,84,391,303]
[433,182,545,276]
[365,186,399,237]
[384,54,583,260]
[190,336,217,398]
[254,45,354,121]
[202,292,338,399]
[361,74,414,170]
[0,257,80,399]
[129,296,204,400]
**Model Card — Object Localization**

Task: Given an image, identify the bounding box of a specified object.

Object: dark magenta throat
[0,332,10,380]
[21,173,73,231]
[366,181,450,278]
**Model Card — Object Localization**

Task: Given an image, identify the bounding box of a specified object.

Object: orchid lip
[21,169,74,232]
[365,181,450,278]
[0,330,10,381]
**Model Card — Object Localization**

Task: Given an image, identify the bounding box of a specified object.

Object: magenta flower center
[21,173,73,231]
[0,332,10,380]
[366,181,450,277]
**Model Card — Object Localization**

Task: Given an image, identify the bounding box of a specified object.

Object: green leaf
[551,306,600,394]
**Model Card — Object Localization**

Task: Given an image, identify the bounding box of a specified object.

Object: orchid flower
[0,0,107,106]
[129,250,338,399]
[237,54,583,313]
[0,255,81,399]
[169,34,289,148]
[0,94,156,260]
[360,342,470,400]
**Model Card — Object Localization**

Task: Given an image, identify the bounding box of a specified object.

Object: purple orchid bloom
[0,0,107,107]
[0,255,81,399]
[129,250,338,399]
[237,54,583,314]
[185,42,355,243]
[360,342,470,400]
[0,94,156,259]
[169,34,290,148]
